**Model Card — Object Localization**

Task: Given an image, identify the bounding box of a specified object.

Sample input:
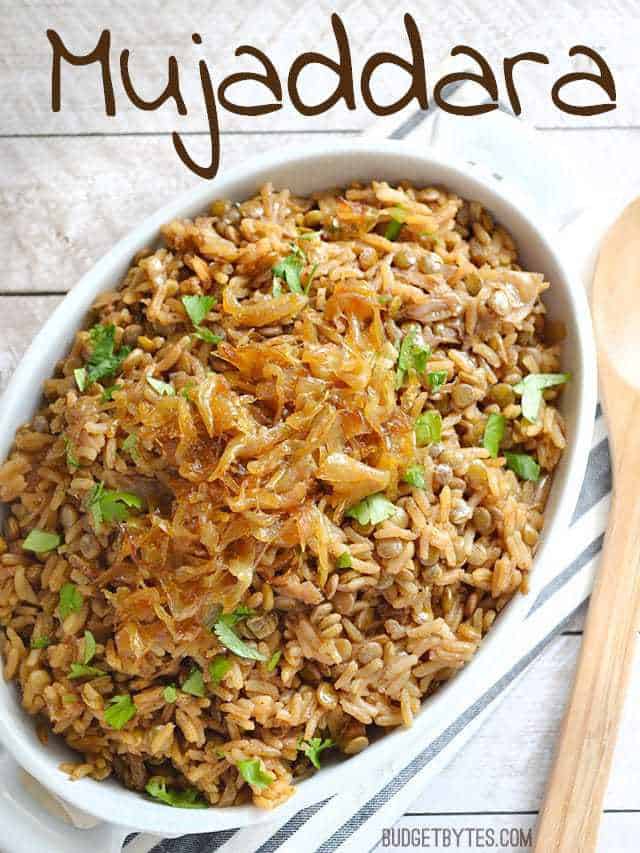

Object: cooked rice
[0,180,567,809]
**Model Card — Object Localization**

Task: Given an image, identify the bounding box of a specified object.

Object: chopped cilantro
[427,370,447,393]
[218,605,255,626]
[146,375,175,396]
[68,630,102,678]
[403,464,426,489]
[336,552,352,569]
[504,451,540,482]
[209,656,232,685]
[272,245,306,294]
[163,685,178,703]
[82,630,96,664]
[63,437,80,468]
[237,758,275,790]
[122,433,140,462]
[84,324,131,385]
[182,667,205,697]
[192,327,222,345]
[182,295,216,327]
[384,208,406,241]
[74,367,87,392]
[87,482,142,528]
[385,220,402,241]
[483,413,506,458]
[69,663,106,680]
[345,493,396,526]
[415,411,442,446]
[266,650,281,672]
[101,384,122,402]
[58,582,83,619]
[213,609,267,662]
[145,778,207,809]
[514,372,571,423]
[304,263,319,295]
[299,737,335,769]
[181,295,220,344]
[22,529,60,554]
[104,694,136,729]
[395,327,430,388]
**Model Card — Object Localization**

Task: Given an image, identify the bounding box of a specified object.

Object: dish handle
[0,749,132,853]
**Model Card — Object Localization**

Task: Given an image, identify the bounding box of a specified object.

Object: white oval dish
[0,141,597,841]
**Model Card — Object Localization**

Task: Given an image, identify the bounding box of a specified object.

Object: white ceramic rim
[0,140,598,835]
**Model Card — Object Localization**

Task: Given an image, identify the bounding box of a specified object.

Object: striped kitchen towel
[126,100,628,853]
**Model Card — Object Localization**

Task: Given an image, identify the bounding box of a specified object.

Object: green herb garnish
[192,327,223,345]
[266,650,281,672]
[181,295,220,344]
[146,375,175,396]
[384,220,403,241]
[22,529,60,554]
[69,663,106,680]
[299,737,335,769]
[82,630,96,664]
[145,778,207,809]
[415,411,442,446]
[87,482,142,528]
[384,207,406,241]
[104,694,137,729]
[209,656,232,685]
[213,610,267,662]
[182,295,216,327]
[427,371,447,393]
[272,245,305,294]
[84,324,131,385]
[122,433,140,462]
[236,758,275,790]
[336,552,352,569]
[31,636,51,649]
[180,382,195,400]
[122,434,136,451]
[58,582,83,619]
[513,373,571,423]
[395,328,430,388]
[345,493,397,526]
[304,263,319,295]
[403,464,426,489]
[504,451,540,482]
[63,437,80,468]
[181,667,205,697]
[218,605,255,626]
[74,367,87,392]
[68,630,102,678]
[163,685,178,703]
[482,413,506,459]
[101,384,122,402]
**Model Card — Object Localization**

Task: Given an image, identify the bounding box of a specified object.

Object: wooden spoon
[535,197,640,851]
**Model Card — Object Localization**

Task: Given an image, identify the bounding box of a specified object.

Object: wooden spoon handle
[535,460,640,852]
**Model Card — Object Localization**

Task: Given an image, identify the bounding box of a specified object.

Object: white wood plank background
[1,1,638,850]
